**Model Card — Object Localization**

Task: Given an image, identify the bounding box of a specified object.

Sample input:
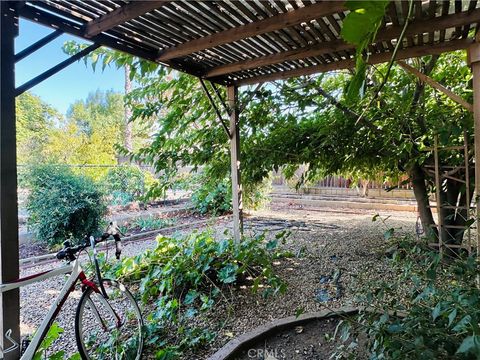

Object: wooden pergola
[2,1,480,357]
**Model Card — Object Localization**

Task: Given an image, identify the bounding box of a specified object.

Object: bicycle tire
[75,279,144,360]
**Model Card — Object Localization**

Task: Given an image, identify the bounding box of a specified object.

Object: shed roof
[18,1,480,86]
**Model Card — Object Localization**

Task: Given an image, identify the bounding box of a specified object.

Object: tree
[44,90,126,180]
[124,63,133,154]
[65,34,473,246]
[16,92,60,164]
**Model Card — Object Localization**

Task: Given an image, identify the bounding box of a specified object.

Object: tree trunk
[409,163,436,238]
[124,64,133,153]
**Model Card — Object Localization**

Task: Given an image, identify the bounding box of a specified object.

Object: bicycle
[0,222,144,359]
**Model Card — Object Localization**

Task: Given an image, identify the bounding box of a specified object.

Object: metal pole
[227,85,243,242]
[0,2,20,359]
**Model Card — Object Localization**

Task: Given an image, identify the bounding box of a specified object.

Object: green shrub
[104,164,146,203]
[132,215,176,232]
[243,175,272,210]
[336,236,480,359]
[104,230,288,357]
[190,175,232,215]
[189,171,271,215]
[26,165,106,248]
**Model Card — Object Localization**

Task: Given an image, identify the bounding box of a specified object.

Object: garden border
[208,306,406,360]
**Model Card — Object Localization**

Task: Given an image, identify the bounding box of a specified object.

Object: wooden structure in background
[2,1,480,357]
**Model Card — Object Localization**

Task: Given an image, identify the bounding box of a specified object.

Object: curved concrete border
[208,306,361,360]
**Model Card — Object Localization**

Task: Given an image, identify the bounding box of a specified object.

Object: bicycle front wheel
[75,279,144,360]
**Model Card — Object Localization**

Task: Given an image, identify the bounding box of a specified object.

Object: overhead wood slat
[235,38,473,86]
[156,1,346,61]
[16,1,480,86]
[205,8,480,79]
[84,0,169,38]
[205,39,350,78]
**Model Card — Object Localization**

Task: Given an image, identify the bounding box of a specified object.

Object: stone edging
[207,306,360,360]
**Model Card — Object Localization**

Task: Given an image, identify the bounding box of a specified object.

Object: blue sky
[16,19,124,115]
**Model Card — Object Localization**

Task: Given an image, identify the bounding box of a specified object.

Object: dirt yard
[18,203,416,359]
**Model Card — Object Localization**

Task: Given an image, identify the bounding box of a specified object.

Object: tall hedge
[26,165,106,248]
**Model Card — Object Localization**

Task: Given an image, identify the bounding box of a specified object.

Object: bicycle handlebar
[56,222,122,261]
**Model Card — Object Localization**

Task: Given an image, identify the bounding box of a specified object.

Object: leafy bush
[190,175,232,215]
[26,165,106,248]
[104,230,288,357]
[104,164,146,204]
[243,175,272,210]
[132,216,176,232]
[337,236,480,359]
[189,171,271,215]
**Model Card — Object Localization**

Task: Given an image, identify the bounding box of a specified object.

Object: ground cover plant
[335,234,480,359]
[131,215,176,232]
[102,230,289,358]
[26,165,106,248]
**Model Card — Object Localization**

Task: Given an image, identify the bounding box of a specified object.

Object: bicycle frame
[0,258,99,359]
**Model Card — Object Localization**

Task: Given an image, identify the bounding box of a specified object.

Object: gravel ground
[18,204,416,358]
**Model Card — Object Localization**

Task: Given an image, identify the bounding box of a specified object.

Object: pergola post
[469,40,480,255]
[227,85,243,242]
[0,2,20,359]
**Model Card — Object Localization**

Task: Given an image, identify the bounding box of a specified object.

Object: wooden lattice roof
[18,1,480,86]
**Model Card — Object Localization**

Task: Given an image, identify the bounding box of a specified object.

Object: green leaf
[432,302,442,321]
[448,309,457,327]
[48,351,66,360]
[266,239,278,251]
[384,228,395,240]
[184,290,198,305]
[453,315,472,332]
[185,308,197,318]
[341,1,389,45]
[218,263,238,284]
[387,324,403,334]
[295,307,305,318]
[345,57,367,102]
[456,335,480,355]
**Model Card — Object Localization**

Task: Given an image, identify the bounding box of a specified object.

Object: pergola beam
[15,43,101,97]
[468,40,480,255]
[397,60,473,112]
[205,39,351,79]
[206,8,480,79]
[15,29,63,62]
[0,3,20,359]
[18,4,159,63]
[199,79,231,138]
[157,1,346,62]
[84,1,169,38]
[235,39,473,86]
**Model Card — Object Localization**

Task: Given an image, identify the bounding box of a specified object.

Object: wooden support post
[228,86,243,242]
[469,41,480,256]
[464,131,472,254]
[434,135,443,257]
[0,2,20,359]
